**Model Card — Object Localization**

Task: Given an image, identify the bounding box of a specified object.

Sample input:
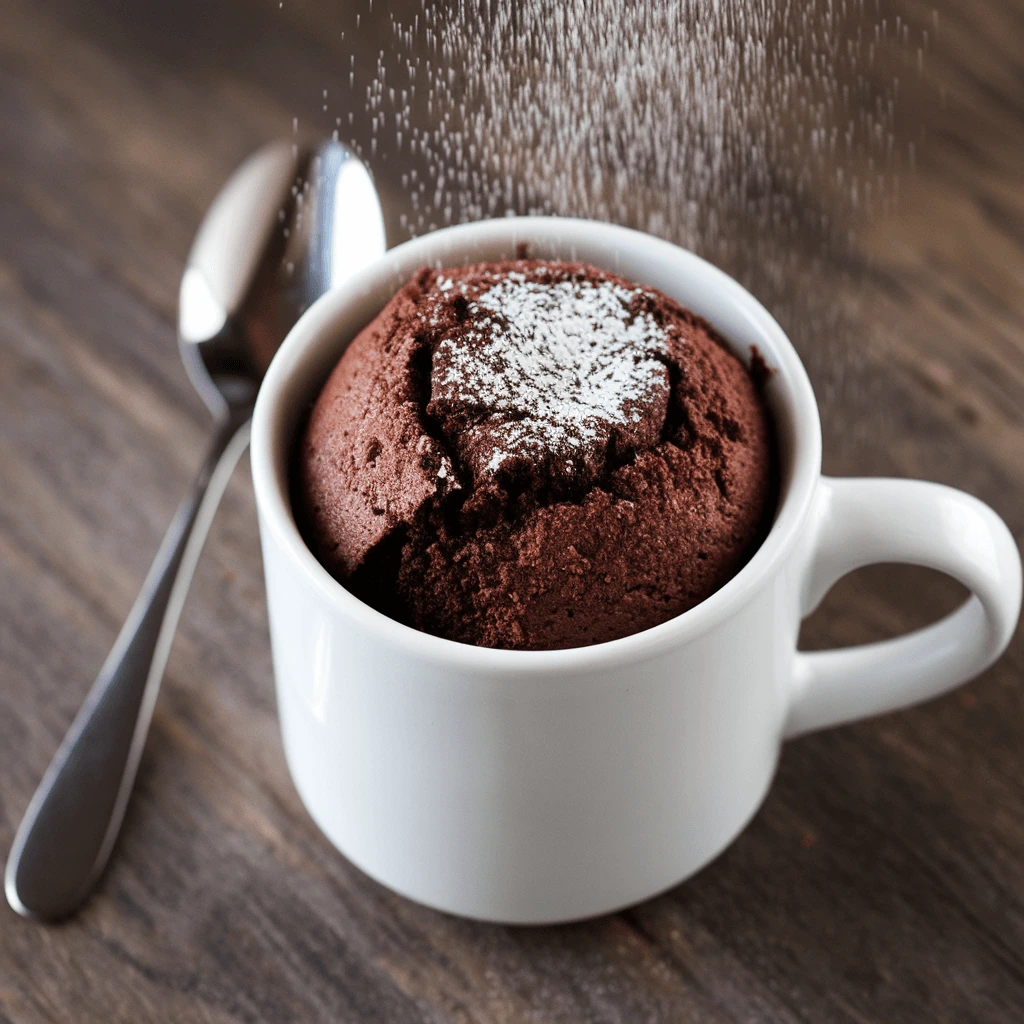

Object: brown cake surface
[297,259,774,650]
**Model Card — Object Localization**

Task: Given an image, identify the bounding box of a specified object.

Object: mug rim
[250,216,822,672]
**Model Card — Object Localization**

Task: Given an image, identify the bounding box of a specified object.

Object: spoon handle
[5,413,252,922]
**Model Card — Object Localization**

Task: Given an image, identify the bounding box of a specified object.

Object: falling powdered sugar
[429,270,671,483]
[305,0,937,448]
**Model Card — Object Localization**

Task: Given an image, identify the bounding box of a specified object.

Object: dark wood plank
[1,0,1022,1021]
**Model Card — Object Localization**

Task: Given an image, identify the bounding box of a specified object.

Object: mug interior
[251,217,822,668]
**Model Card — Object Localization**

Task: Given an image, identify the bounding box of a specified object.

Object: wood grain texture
[1,0,1022,1021]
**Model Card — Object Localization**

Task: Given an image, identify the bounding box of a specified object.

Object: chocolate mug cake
[296,259,774,649]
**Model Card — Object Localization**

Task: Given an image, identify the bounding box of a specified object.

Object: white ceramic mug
[250,217,1021,924]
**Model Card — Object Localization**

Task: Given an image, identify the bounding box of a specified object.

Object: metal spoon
[5,139,386,922]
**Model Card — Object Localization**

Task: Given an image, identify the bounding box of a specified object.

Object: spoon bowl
[180,139,386,413]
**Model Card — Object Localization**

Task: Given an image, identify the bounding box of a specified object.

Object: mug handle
[785,476,1022,739]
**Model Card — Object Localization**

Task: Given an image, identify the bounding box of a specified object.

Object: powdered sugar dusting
[431,272,670,478]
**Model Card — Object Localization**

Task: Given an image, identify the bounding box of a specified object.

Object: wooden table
[1,1,1022,1020]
